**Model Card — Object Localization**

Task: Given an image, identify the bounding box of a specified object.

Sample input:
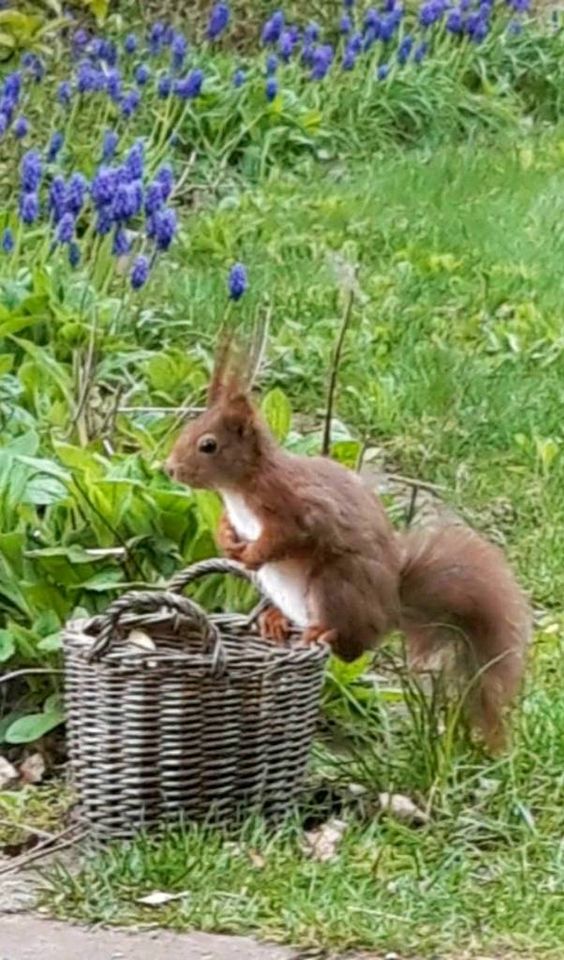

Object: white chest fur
[220,490,310,629]
[221,490,262,541]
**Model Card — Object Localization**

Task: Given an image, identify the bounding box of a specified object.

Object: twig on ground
[0,826,88,876]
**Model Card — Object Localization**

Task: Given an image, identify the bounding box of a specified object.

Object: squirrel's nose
[164,458,176,479]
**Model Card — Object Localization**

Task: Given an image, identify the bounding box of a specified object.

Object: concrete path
[0,915,294,960]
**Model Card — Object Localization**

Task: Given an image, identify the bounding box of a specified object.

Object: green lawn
[42,125,564,958]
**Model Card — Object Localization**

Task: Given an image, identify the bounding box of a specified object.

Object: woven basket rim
[63,610,330,670]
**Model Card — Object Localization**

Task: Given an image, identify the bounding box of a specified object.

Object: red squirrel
[166,344,531,750]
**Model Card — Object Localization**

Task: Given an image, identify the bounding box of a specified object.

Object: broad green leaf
[5,710,65,745]
[72,569,124,591]
[0,628,15,662]
[261,388,292,442]
[3,431,39,456]
[0,355,13,376]
[37,632,62,652]
[331,440,362,470]
[194,490,222,535]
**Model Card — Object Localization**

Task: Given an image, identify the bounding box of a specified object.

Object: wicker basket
[63,558,329,837]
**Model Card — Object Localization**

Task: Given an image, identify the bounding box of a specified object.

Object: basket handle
[167,558,269,624]
[167,557,258,593]
[86,589,224,669]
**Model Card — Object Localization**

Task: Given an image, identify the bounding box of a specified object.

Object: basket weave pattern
[63,559,329,836]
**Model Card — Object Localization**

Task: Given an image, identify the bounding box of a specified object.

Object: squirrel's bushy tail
[398,525,531,750]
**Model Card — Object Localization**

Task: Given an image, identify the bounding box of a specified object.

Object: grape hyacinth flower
[207,2,230,40]
[0,115,7,136]
[342,48,357,70]
[397,35,414,65]
[0,98,14,125]
[507,0,530,10]
[261,10,284,45]
[466,12,489,42]
[124,33,137,54]
[343,0,355,8]
[22,53,44,83]
[135,64,150,86]
[171,32,188,70]
[47,131,64,162]
[228,262,247,301]
[266,54,278,76]
[363,26,379,51]
[310,44,334,81]
[364,7,381,30]
[155,164,174,200]
[348,33,363,55]
[92,166,117,208]
[66,172,88,216]
[125,140,144,181]
[106,68,122,103]
[131,254,150,289]
[20,150,42,192]
[99,40,117,66]
[1,228,14,253]
[279,29,297,62]
[121,89,141,118]
[233,68,246,88]
[112,226,131,256]
[77,61,105,94]
[69,242,80,268]
[419,0,445,27]
[158,74,172,99]
[13,116,29,139]
[56,212,75,245]
[265,77,278,102]
[446,9,464,33]
[112,180,143,221]
[102,129,118,162]
[340,14,352,33]
[379,15,398,42]
[95,207,113,236]
[149,21,165,55]
[151,207,177,251]
[163,25,175,46]
[19,191,39,225]
[414,41,428,63]
[376,63,390,80]
[4,72,22,102]
[303,22,320,44]
[57,80,72,106]
[175,69,203,99]
[73,28,89,49]
[49,175,66,223]
[145,181,165,216]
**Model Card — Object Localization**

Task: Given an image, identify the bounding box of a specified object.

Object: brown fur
[166,348,531,750]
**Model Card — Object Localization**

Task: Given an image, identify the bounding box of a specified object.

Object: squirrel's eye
[198,434,218,455]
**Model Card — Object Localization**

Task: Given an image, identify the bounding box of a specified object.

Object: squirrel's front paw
[259,606,293,643]
[235,544,263,570]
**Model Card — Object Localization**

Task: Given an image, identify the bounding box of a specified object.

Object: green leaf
[37,632,62,652]
[261,388,292,442]
[194,490,222,535]
[331,440,362,470]
[5,710,65,745]
[0,355,13,376]
[23,474,68,506]
[0,628,15,662]
[72,569,124,592]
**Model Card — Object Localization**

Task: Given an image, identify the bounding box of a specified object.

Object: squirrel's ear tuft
[207,329,235,406]
[207,314,269,407]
